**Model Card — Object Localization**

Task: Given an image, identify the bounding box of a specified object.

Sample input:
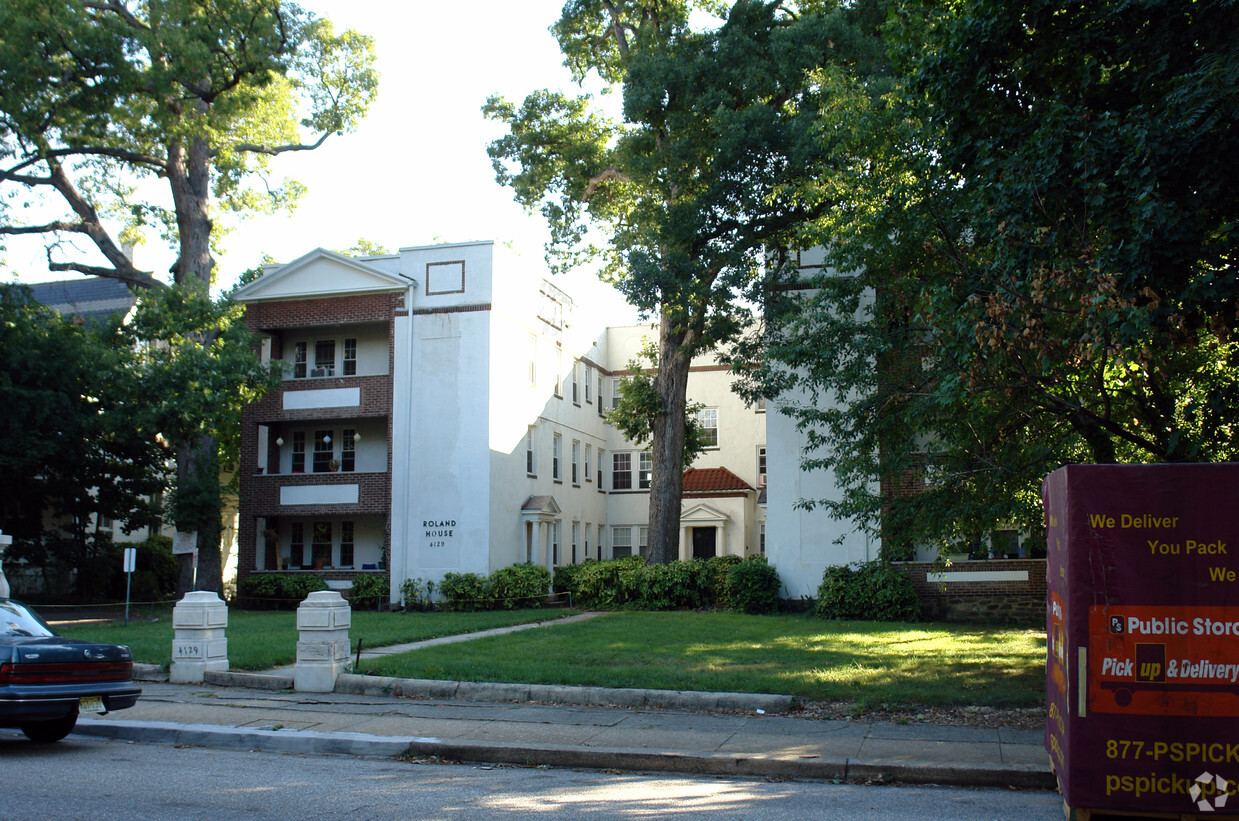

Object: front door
[692,527,717,560]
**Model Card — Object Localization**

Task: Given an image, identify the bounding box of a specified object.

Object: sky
[4,0,642,324]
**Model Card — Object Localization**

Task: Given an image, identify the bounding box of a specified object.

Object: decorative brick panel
[892,559,1047,623]
[246,374,394,423]
[244,293,402,331]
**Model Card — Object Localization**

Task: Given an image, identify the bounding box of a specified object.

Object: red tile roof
[682,467,753,493]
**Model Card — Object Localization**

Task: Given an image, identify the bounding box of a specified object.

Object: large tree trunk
[168,132,224,595]
[647,312,693,564]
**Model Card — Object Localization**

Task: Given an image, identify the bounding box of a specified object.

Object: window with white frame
[757,446,767,487]
[597,524,605,559]
[293,342,307,378]
[697,407,719,448]
[313,430,333,472]
[584,444,592,482]
[759,522,766,554]
[639,451,652,489]
[552,433,562,481]
[597,448,605,487]
[584,522,591,559]
[313,340,335,377]
[571,361,580,404]
[552,521,561,565]
[612,526,632,558]
[290,522,304,567]
[554,345,563,397]
[598,374,605,415]
[571,521,579,564]
[340,520,355,567]
[343,338,357,376]
[526,426,537,476]
[612,452,631,490]
[611,377,623,409]
[571,440,580,485]
[584,365,592,403]
[341,428,356,472]
[312,521,332,566]
[639,526,649,558]
[292,431,306,472]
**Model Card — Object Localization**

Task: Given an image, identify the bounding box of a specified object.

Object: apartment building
[232,241,773,601]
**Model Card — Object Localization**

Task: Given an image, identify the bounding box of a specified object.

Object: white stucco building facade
[233,240,859,602]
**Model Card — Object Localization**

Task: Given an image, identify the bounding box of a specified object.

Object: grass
[55,608,1046,708]
[359,611,1046,709]
[55,608,579,671]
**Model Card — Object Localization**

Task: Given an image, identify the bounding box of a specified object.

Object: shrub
[281,573,328,601]
[236,573,329,609]
[815,561,921,621]
[437,572,491,611]
[552,562,585,596]
[400,577,435,612]
[641,560,711,610]
[490,563,551,608]
[348,574,388,609]
[569,556,644,608]
[704,555,742,610]
[726,555,782,614]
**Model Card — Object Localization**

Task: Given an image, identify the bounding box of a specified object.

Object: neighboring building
[232,241,770,600]
[27,276,138,326]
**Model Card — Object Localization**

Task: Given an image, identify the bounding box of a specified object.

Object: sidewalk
[67,617,1055,789]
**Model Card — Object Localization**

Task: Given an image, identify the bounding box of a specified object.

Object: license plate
[79,696,105,713]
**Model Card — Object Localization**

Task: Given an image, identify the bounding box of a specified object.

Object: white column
[718,524,728,557]
[295,591,352,692]
[679,525,689,562]
[170,592,229,684]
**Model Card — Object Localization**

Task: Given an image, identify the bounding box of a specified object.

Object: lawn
[358,611,1045,709]
[54,608,579,671]
[55,608,1046,708]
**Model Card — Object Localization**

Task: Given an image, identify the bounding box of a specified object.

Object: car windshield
[0,600,56,638]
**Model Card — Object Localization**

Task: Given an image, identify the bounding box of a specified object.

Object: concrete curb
[332,673,795,714]
[71,718,1054,789]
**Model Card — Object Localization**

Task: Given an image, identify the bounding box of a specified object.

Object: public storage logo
[1191,772,1233,812]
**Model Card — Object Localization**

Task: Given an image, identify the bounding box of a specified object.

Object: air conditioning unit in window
[757,474,767,487]
[310,368,329,378]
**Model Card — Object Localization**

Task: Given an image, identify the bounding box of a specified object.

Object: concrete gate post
[294,591,352,692]
[170,591,229,684]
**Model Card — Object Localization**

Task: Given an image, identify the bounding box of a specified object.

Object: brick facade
[236,290,401,593]
[893,559,1047,624]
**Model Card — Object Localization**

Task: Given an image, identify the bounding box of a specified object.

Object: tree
[486,0,885,563]
[0,284,167,593]
[0,0,377,593]
[747,0,1239,554]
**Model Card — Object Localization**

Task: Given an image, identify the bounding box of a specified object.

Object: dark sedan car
[1,598,141,742]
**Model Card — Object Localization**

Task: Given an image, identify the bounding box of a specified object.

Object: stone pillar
[294,591,352,692]
[170,591,229,684]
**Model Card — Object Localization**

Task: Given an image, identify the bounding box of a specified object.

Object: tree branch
[228,130,332,157]
[46,251,162,290]
[83,0,149,31]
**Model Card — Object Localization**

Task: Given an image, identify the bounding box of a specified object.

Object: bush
[815,561,920,621]
[400,577,435,612]
[437,572,491,611]
[490,563,551,608]
[568,556,645,608]
[641,560,711,610]
[348,574,388,609]
[281,573,328,601]
[726,555,781,615]
[237,573,328,609]
[551,562,585,596]
[704,555,742,610]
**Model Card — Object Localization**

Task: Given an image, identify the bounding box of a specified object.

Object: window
[314,340,335,377]
[571,440,580,485]
[639,451,652,489]
[597,449,605,487]
[757,446,767,487]
[291,431,306,473]
[584,523,591,560]
[340,521,355,567]
[312,521,332,566]
[290,522,304,568]
[759,522,766,555]
[343,338,357,376]
[526,426,536,476]
[313,430,333,472]
[598,374,605,416]
[612,526,632,558]
[553,346,563,397]
[584,444,592,482]
[755,396,766,413]
[552,521,561,566]
[611,377,622,409]
[552,433,562,481]
[584,365,592,403]
[697,407,718,448]
[538,287,563,329]
[639,526,649,558]
[597,524,605,559]
[612,452,632,489]
[571,361,580,404]
[293,342,307,379]
[342,428,356,472]
[571,521,579,564]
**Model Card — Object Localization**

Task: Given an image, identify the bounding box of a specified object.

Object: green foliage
[725,555,781,615]
[489,564,551,609]
[568,557,647,609]
[607,340,707,469]
[399,577,436,612]
[347,574,388,608]
[705,555,742,610]
[237,573,328,609]
[816,562,921,622]
[437,572,492,612]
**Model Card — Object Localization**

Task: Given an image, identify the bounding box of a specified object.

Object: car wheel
[21,711,78,743]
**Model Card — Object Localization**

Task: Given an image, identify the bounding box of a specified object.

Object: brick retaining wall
[892,559,1047,624]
